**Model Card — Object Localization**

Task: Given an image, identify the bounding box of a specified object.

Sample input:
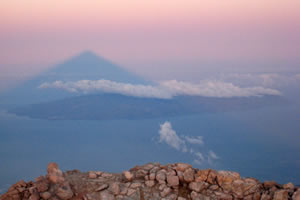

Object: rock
[95,184,109,192]
[214,191,233,200]
[156,172,166,183]
[35,176,49,193]
[188,182,207,193]
[178,197,187,200]
[145,180,155,187]
[123,171,134,181]
[273,189,289,200]
[130,182,142,189]
[195,170,209,182]
[206,170,217,184]
[99,191,114,200]
[183,168,194,182]
[176,163,192,172]
[190,191,210,200]
[88,171,97,179]
[55,183,73,200]
[167,175,179,187]
[28,193,40,200]
[109,182,120,195]
[40,192,52,200]
[160,187,172,197]
[231,179,244,198]
[216,170,240,187]
[293,189,300,200]
[47,163,64,184]
[283,182,294,190]
[127,188,136,196]
[149,173,156,180]
[263,181,278,189]
[261,192,272,200]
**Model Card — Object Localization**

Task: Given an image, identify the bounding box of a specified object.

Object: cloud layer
[39,79,281,99]
[158,121,219,166]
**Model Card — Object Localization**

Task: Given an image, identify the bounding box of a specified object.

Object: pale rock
[156,172,166,182]
[232,179,244,198]
[28,193,40,200]
[40,192,52,200]
[293,189,300,200]
[127,188,136,196]
[130,182,142,189]
[88,171,97,179]
[109,182,120,195]
[273,189,289,200]
[145,180,156,187]
[283,182,294,190]
[177,197,187,200]
[195,170,209,182]
[101,173,113,178]
[183,168,194,183]
[149,173,156,180]
[99,191,114,200]
[167,175,179,187]
[123,171,134,181]
[214,191,233,200]
[160,187,172,197]
[55,183,73,200]
[95,184,109,192]
[188,182,207,193]
[176,163,192,172]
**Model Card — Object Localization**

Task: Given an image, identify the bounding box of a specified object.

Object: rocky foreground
[1,163,299,200]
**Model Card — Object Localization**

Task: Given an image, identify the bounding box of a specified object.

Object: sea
[0,102,300,193]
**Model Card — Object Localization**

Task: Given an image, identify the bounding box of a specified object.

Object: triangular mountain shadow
[0,51,148,105]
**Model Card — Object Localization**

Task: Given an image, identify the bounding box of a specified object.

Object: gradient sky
[1,0,300,84]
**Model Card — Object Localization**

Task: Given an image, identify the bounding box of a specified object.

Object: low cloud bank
[158,121,219,166]
[39,79,281,99]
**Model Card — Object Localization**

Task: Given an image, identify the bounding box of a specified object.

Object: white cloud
[158,121,219,166]
[159,121,187,152]
[184,136,204,145]
[39,79,281,99]
[208,150,219,160]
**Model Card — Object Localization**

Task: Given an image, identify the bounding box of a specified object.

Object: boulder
[183,168,194,183]
[167,175,179,187]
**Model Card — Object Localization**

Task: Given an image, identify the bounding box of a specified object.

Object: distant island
[1,162,299,200]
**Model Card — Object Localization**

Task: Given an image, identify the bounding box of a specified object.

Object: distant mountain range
[9,93,285,120]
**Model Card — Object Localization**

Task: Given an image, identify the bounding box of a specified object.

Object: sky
[1,0,300,86]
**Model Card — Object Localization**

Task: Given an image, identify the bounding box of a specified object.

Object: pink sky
[1,0,300,81]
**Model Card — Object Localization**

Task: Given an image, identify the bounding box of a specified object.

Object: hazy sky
[1,0,300,82]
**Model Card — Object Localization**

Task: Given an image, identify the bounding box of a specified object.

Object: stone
[40,192,52,200]
[123,171,134,181]
[293,189,300,200]
[178,197,187,200]
[183,168,194,183]
[28,193,40,200]
[55,183,73,200]
[145,180,155,187]
[195,170,209,182]
[99,191,114,200]
[261,192,272,200]
[206,170,217,184]
[127,188,136,196]
[130,182,142,189]
[35,176,49,193]
[167,175,179,187]
[283,182,294,190]
[47,163,59,174]
[214,191,233,200]
[88,171,97,179]
[109,182,120,195]
[47,163,64,184]
[149,173,156,180]
[231,179,244,198]
[188,182,207,193]
[263,181,278,189]
[160,187,172,197]
[216,170,240,187]
[176,163,192,172]
[273,189,289,200]
[156,172,166,182]
[95,184,109,192]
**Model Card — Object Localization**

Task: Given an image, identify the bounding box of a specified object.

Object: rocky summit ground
[1,163,299,200]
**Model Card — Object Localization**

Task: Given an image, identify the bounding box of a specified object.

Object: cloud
[39,79,281,99]
[159,121,187,152]
[184,136,204,145]
[158,121,219,166]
